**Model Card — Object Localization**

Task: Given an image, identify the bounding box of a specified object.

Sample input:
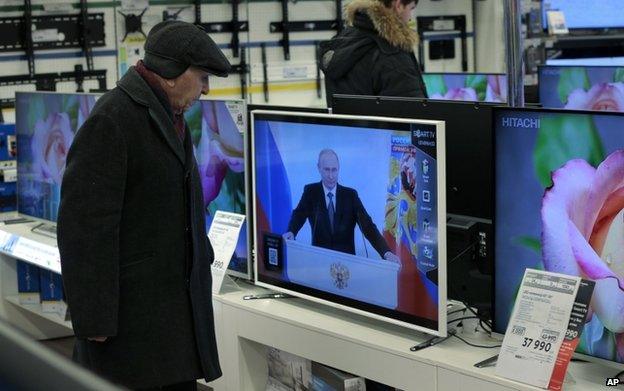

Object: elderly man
[57,21,230,390]
[283,149,400,263]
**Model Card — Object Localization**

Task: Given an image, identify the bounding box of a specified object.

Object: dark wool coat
[320,0,427,107]
[57,67,221,389]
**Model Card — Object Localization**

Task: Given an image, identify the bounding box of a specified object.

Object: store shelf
[5,296,72,330]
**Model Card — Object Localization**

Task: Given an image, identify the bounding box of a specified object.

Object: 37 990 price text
[521,337,552,352]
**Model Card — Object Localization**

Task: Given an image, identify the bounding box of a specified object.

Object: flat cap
[143,21,231,79]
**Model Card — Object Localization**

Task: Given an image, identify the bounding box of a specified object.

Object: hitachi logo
[502,117,540,129]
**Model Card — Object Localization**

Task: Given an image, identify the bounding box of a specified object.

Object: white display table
[209,282,617,391]
[0,216,71,340]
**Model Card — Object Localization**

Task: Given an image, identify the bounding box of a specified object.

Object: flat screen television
[251,111,447,335]
[332,95,495,220]
[422,73,507,103]
[494,107,624,367]
[16,92,99,223]
[542,0,624,30]
[186,99,250,278]
[538,65,624,111]
[546,57,624,67]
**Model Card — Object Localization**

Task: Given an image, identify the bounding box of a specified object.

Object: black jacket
[57,67,221,389]
[320,0,427,107]
[287,182,390,257]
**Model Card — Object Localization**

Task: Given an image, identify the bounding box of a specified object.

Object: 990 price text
[521,337,552,352]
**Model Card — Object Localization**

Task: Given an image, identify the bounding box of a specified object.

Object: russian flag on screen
[253,121,292,235]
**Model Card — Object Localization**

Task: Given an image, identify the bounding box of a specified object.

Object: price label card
[12,238,61,274]
[495,269,581,389]
[207,211,245,294]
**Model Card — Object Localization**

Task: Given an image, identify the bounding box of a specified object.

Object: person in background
[57,21,231,390]
[320,0,427,107]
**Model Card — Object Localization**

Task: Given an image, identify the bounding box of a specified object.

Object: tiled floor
[39,337,212,390]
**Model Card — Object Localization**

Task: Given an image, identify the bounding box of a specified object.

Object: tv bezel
[492,105,624,368]
[250,110,448,336]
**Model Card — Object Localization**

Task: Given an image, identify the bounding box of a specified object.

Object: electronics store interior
[0,0,622,390]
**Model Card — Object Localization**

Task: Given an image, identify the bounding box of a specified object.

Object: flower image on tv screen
[495,108,624,365]
[16,92,99,222]
[252,111,447,335]
[423,73,507,103]
[185,99,249,278]
[539,65,624,112]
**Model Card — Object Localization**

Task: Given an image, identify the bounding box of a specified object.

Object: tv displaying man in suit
[283,149,400,263]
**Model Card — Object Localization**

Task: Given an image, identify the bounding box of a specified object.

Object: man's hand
[282,232,295,240]
[384,251,401,265]
[87,336,108,342]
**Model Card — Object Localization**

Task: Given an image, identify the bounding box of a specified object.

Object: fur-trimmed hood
[345,0,418,52]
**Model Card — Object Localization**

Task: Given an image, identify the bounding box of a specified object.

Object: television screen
[185,99,250,278]
[494,107,624,365]
[546,57,624,67]
[539,65,624,111]
[542,0,624,29]
[16,92,99,222]
[423,73,507,103]
[251,111,447,335]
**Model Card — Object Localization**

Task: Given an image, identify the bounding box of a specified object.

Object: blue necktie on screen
[328,192,335,233]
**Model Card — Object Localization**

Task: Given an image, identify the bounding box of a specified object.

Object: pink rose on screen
[486,75,507,103]
[195,129,244,206]
[31,112,74,184]
[430,87,478,101]
[541,151,624,343]
[564,82,624,112]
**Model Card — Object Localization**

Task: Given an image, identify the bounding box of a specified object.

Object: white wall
[474,0,506,73]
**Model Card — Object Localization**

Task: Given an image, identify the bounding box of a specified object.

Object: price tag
[207,211,245,294]
[496,269,580,388]
[12,238,61,274]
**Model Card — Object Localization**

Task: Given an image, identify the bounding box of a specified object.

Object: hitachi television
[422,73,507,103]
[251,111,447,335]
[494,107,624,366]
[538,65,624,111]
[186,99,250,279]
[16,92,99,223]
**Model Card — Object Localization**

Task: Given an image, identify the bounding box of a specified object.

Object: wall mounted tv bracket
[118,7,148,42]
[315,40,322,98]
[0,66,107,109]
[162,7,187,21]
[416,15,467,72]
[270,0,344,61]
[194,0,248,58]
[0,0,106,107]
[261,43,269,102]
[0,0,106,75]
[230,46,248,99]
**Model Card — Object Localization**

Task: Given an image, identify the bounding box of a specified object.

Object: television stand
[30,222,57,239]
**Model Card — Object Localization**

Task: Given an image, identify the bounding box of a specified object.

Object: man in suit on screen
[283,149,400,263]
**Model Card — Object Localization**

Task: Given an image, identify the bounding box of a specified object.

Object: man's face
[169,66,210,113]
[318,153,339,190]
[394,0,417,24]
